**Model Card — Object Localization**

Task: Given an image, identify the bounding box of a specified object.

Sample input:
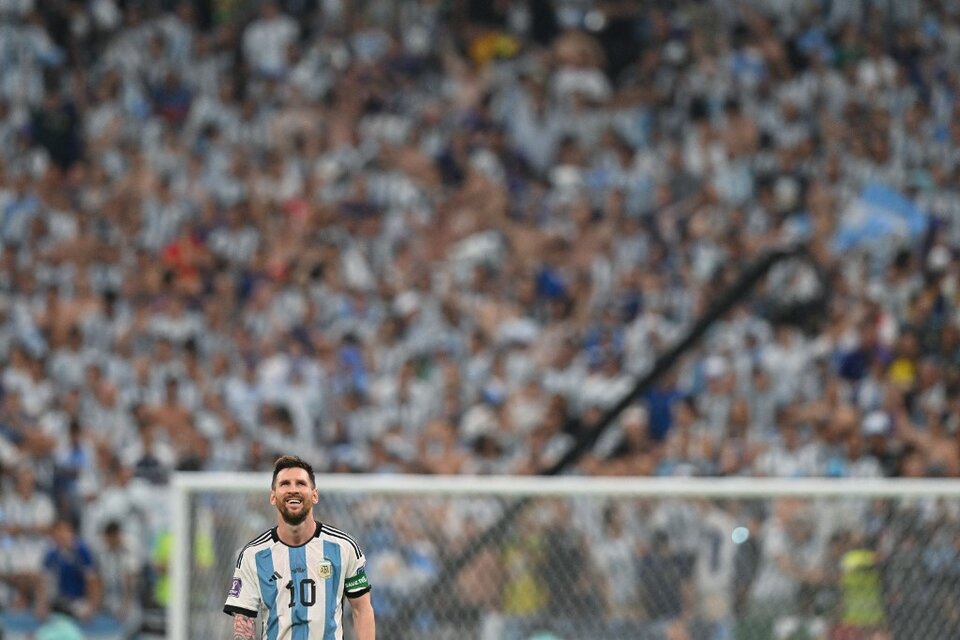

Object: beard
[277,500,312,526]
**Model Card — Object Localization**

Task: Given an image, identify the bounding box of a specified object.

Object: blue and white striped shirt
[224,521,370,640]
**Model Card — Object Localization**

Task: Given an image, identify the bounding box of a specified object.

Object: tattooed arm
[226,546,260,639]
[233,614,256,640]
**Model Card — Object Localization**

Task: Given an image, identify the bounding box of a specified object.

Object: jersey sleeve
[342,540,371,599]
[223,547,261,618]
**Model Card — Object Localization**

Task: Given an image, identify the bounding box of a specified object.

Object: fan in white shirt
[752,418,823,478]
[1,466,55,578]
[242,1,298,78]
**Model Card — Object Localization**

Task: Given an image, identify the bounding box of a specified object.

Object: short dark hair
[272,455,316,488]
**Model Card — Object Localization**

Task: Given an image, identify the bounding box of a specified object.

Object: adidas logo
[268,571,282,582]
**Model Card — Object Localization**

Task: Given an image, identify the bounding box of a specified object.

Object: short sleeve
[342,540,371,599]
[36,495,55,528]
[78,544,96,570]
[223,547,261,618]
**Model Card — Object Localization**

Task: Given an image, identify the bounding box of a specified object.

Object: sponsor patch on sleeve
[228,577,242,598]
[344,567,369,592]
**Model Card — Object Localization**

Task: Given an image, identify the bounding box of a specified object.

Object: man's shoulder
[316,523,364,558]
[236,528,277,565]
[76,541,95,560]
[242,527,277,547]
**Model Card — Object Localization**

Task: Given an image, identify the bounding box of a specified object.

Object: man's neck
[277,517,317,546]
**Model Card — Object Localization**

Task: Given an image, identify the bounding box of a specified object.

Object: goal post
[169,474,960,640]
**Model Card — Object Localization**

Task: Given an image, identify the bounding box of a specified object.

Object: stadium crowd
[0,0,959,637]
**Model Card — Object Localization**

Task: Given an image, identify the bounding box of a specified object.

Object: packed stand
[0,0,959,633]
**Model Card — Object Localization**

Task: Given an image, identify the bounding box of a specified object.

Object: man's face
[270,468,318,526]
[105,530,122,549]
[53,522,74,548]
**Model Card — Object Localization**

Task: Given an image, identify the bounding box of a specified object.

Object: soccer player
[224,455,375,639]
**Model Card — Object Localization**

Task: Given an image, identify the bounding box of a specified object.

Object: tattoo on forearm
[233,614,256,640]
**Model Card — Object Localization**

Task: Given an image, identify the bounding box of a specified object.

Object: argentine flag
[833,182,928,253]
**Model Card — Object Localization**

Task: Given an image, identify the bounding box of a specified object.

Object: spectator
[498,507,549,639]
[147,529,172,613]
[751,409,823,478]
[748,504,827,639]
[449,511,503,639]
[834,531,885,639]
[34,602,84,640]
[0,466,55,610]
[242,1,298,79]
[693,501,738,640]
[882,520,928,640]
[42,518,100,621]
[29,85,81,171]
[540,500,603,638]
[591,502,639,634]
[636,528,692,640]
[94,520,141,635]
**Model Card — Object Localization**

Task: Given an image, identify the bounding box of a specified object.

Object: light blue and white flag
[833,182,928,253]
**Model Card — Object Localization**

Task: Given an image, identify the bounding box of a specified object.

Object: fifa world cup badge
[318,559,334,579]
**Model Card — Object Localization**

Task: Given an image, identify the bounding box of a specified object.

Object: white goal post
[169,474,960,640]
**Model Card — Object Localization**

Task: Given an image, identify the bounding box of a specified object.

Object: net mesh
[183,485,960,640]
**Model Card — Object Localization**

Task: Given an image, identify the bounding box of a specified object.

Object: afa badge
[318,559,334,579]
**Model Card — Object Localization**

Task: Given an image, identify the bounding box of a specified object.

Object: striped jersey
[223,521,371,640]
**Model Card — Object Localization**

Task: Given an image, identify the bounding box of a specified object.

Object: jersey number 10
[286,579,317,608]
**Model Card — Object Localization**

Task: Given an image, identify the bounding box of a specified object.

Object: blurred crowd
[368,494,960,640]
[0,0,959,633]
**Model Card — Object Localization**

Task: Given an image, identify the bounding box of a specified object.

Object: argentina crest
[318,559,334,579]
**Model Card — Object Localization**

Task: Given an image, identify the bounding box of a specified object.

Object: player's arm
[344,547,375,639]
[224,545,261,637]
[233,613,256,640]
[349,591,375,640]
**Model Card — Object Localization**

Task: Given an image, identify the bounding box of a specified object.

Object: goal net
[170,474,960,640]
